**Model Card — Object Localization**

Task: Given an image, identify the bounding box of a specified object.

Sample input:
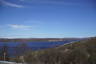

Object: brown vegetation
[21,37,96,64]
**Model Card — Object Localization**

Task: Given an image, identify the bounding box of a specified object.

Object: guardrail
[0,61,25,64]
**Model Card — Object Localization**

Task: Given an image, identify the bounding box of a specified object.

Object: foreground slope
[22,37,96,64]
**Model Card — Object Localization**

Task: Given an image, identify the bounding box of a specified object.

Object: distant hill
[21,37,96,64]
[0,38,83,42]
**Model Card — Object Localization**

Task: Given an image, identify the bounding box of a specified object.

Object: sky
[0,0,96,38]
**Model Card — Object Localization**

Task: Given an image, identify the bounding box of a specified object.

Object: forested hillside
[19,37,96,64]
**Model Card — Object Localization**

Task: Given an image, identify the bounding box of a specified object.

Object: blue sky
[0,0,96,38]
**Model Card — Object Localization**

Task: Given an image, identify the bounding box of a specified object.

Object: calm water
[0,40,80,56]
[0,40,79,47]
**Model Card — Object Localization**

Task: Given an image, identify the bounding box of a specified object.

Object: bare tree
[0,43,9,61]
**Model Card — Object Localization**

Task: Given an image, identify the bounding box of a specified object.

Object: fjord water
[0,40,79,56]
[0,40,79,48]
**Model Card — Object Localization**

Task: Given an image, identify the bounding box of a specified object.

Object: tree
[14,43,31,63]
[0,43,9,61]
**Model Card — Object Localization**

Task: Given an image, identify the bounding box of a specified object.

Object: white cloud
[8,24,32,30]
[0,0,24,8]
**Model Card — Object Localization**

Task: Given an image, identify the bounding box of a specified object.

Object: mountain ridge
[0,38,84,42]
